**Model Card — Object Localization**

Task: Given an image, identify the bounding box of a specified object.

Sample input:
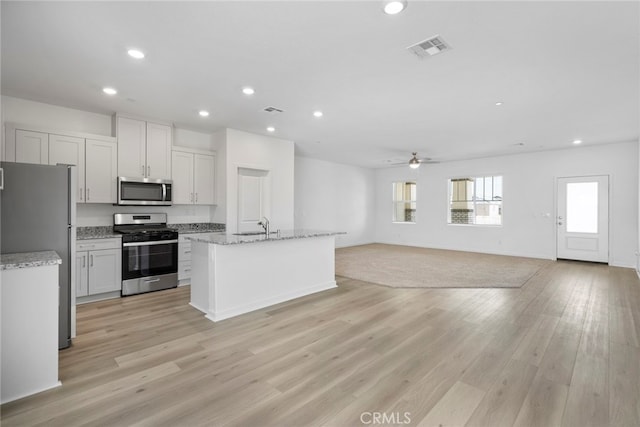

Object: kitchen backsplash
[77,203,222,227]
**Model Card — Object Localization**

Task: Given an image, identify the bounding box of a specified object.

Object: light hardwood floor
[2,260,640,426]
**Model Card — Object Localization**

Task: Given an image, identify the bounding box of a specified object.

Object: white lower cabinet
[178,232,218,283]
[178,235,192,282]
[76,238,122,302]
[75,251,89,297]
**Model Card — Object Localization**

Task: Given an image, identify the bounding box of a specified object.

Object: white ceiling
[2,1,638,168]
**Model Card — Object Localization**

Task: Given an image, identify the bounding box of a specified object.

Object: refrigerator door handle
[0,167,4,190]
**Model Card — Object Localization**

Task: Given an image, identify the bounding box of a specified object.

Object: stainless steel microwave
[117,177,172,206]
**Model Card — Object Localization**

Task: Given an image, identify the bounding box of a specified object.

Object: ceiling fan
[388,152,439,168]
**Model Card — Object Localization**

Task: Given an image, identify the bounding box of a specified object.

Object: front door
[556,175,609,263]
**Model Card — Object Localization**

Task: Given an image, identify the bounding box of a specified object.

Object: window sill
[392,221,416,225]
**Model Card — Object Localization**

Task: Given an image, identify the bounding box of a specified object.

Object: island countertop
[0,251,62,271]
[186,229,345,246]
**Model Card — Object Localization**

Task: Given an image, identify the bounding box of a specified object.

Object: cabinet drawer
[178,260,192,280]
[179,242,192,262]
[77,238,121,252]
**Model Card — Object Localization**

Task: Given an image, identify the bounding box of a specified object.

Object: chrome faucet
[257,217,270,235]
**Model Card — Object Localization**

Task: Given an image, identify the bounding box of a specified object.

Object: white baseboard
[1,380,61,405]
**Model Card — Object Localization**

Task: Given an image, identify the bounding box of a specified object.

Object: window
[448,175,502,225]
[393,181,416,223]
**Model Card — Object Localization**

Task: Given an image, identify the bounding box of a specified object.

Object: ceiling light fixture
[313,111,323,118]
[267,126,275,132]
[127,49,145,59]
[495,101,503,106]
[102,87,117,95]
[573,139,582,145]
[409,152,420,169]
[199,110,210,117]
[242,87,255,95]
[383,0,407,15]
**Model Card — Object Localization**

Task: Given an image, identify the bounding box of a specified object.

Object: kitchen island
[187,230,343,322]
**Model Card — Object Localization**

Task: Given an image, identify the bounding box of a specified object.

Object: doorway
[556,175,609,263]
[237,167,270,233]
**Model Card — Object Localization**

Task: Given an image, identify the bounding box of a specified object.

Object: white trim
[1,381,61,405]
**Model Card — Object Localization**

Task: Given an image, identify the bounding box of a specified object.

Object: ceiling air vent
[407,35,451,59]
[264,106,284,113]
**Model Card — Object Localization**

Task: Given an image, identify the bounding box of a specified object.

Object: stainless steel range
[114,213,178,296]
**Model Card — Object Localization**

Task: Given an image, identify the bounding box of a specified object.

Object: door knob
[558,222,563,226]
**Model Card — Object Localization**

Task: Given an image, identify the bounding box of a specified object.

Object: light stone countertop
[170,223,226,234]
[0,251,62,271]
[77,223,226,240]
[186,229,345,246]
[76,226,121,240]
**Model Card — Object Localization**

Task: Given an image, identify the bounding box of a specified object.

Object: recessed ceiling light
[242,87,255,95]
[313,111,323,118]
[573,139,582,145]
[495,101,503,106]
[199,110,210,117]
[102,87,117,95]
[127,49,145,59]
[383,0,407,15]
[266,126,275,132]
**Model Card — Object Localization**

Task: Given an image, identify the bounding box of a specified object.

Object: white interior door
[557,175,609,263]
[237,168,270,232]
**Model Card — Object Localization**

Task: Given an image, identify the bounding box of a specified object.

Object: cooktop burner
[113,213,178,242]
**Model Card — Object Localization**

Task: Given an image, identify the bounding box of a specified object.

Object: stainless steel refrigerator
[0,162,76,349]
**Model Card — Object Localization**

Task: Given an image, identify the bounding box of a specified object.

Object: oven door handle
[123,239,179,247]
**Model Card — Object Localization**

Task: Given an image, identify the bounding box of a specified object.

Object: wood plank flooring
[2,260,640,426]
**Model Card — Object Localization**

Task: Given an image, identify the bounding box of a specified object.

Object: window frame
[447,174,504,227]
[392,181,417,224]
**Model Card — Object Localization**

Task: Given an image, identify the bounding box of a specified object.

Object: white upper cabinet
[194,153,215,205]
[117,117,172,180]
[171,148,215,205]
[15,130,48,164]
[85,139,117,203]
[5,124,117,204]
[171,150,194,204]
[116,117,146,178]
[49,134,85,202]
[146,122,172,180]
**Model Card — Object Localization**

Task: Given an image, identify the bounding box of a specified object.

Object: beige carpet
[335,243,551,288]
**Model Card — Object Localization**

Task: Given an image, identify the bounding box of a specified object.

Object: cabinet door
[117,117,146,178]
[146,122,172,179]
[85,139,117,203]
[15,130,48,165]
[49,134,85,202]
[193,154,215,205]
[171,151,194,204]
[76,251,89,297]
[88,249,122,294]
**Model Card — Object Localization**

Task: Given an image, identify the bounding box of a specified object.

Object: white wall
[173,128,216,151]
[375,141,639,268]
[2,96,112,136]
[223,128,294,232]
[294,156,375,248]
